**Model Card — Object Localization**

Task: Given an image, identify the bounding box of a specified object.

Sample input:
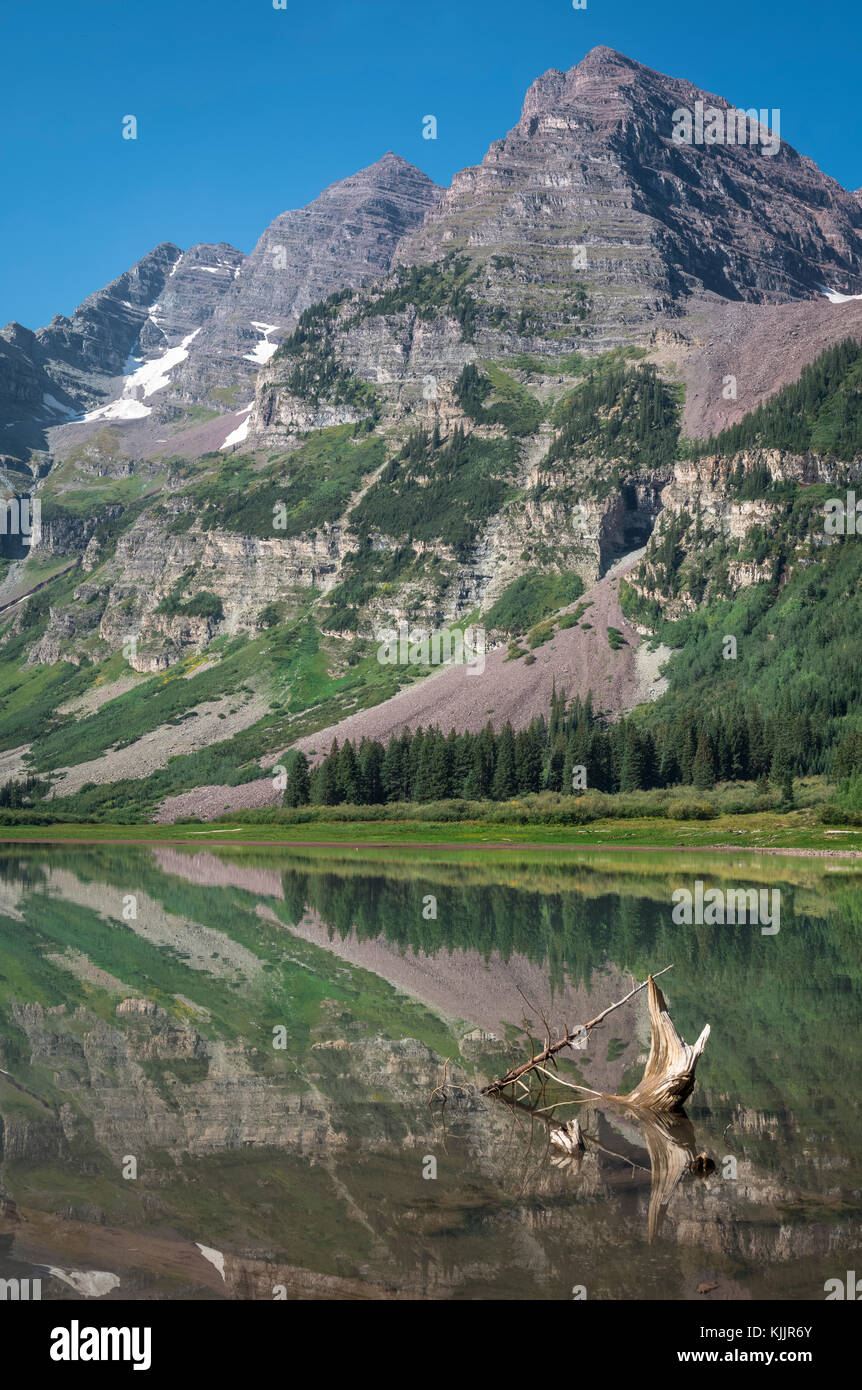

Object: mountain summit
[3,48,861,462]
[397,46,862,329]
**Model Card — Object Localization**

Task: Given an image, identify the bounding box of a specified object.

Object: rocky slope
[172,153,443,411]
[0,242,184,456]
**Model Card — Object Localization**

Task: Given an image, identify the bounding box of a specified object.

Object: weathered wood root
[616,976,710,1113]
[483,971,709,1115]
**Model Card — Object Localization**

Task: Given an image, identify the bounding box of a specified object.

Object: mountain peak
[401,47,862,323]
[372,151,415,169]
[577,45,638,70]
[167,150,442,408]
[345,151,439,192]
[520,47,646,121]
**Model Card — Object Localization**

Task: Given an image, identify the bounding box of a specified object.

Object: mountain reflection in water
[0,844,858,1300]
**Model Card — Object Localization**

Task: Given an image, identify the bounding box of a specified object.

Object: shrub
[666,800,718,820]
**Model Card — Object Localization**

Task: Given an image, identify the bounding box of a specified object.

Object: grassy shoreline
[0,810,860,854]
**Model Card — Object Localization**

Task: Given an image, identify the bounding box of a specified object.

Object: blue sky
[1,0,859,329]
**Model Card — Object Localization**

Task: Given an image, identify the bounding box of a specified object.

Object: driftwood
[617,977,710,1112]
[483,970,709,1116]
[481,965,674,1099]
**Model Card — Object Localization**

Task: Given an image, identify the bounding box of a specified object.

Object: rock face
[138,243,247,355]
[628,448,862,619]
[172,153,443,408]
[91,512,352,671]
[244,153,442,317]
[397,46,862,333]
[36,242,184,379]
[244,49,862,454]
[6,51,861,466]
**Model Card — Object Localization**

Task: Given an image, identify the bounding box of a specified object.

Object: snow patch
[244,342,278,364]
[819,284,862,304]
[42,393,77,419]
[79,398,151,422]
[71,329,201,425]
[244,321,280,364]
[220,407,253,450]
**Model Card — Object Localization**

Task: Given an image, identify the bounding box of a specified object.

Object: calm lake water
[0,843,859,1301]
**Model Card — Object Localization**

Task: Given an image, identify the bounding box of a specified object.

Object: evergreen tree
[476,721,496,797]
[748,709,770,779]
[546,734,566,792]
[408,728,426,800]
[515,725,543,793]
[658,737,680,788]
[312,742,341,806]
[381,735,404,802]
[284,751,310,808]
[727,709,749,781]
[679,718,698,785]
[692,732,716,790]
[414,737,439,802]
[781,768,795,807]
[358,739,383,805]
[336,741,361,804]
[492,724,517,799]
[619,728,644,792]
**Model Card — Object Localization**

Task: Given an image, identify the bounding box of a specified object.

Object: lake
[0,843,858,1301]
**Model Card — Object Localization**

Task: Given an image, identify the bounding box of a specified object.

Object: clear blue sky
[1,0,859,329]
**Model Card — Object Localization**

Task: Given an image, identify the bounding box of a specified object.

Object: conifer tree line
[283,687,850,808]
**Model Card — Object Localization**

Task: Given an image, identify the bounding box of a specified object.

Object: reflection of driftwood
[617,978,710,1113]
[483,978,711,1239]
[483,972,714,1238]
[503,1094,714,1242]
[550,1117,585,1155]
[635,1108,702,1241]
[481,965,674,1099]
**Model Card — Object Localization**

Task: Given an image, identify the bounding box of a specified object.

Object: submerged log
[617,976,710,1113]
[483,969,709,1115]
[481,965,674,1098]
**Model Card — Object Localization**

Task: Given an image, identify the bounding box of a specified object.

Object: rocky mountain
[0,154,441,465]
[1,47,861,820]
[171,153,443,410]
[1,242,180,459]
[397,46,862,335]
[0,241,236,459]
